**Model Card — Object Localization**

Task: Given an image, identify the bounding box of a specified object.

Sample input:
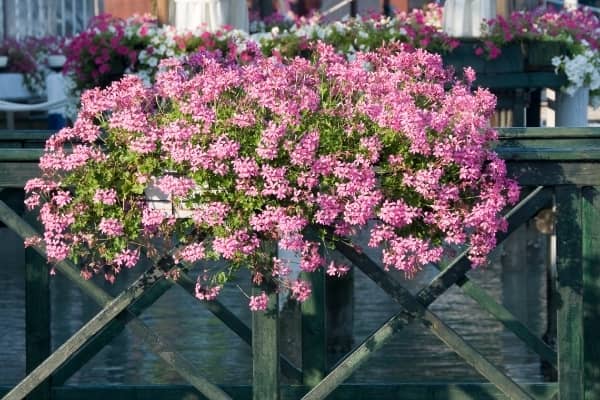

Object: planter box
[442,40,525,76]
[523,41,567,72]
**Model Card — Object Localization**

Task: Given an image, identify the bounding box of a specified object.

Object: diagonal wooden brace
[300,188,554,400]
[0,200,232,400]
[302,239,536,400]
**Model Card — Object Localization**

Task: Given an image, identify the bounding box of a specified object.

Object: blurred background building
[0,0,598,38]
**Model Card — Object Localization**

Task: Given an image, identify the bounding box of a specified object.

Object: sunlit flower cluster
[27,43,518,310]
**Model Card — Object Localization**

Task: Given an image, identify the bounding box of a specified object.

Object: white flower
[553,42,600,107]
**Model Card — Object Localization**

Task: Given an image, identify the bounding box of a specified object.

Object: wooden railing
[0,127,599,400]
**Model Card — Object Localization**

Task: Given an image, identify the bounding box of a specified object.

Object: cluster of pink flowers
[65,13,255,97]
[479,6,600,58]
[0,35,67,93]
[26,42,518,309]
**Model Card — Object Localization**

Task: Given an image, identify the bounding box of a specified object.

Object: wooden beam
[417,186,553,306]
[0,148,44,161]
[55,251,302,384]
[507,162,600,187]
[0,382,560,400]
[253,257,280,400]
[455,275,557,368]
[176,270,303,382]
[555,186,585,399]
[301,267,327,387]
[2,261,173,400]
[53,279,173,385]
[0,201,232,400]
[24,210,51,400]
[582,186,600,399]
[0,163,41,187]
[324,241,535,400]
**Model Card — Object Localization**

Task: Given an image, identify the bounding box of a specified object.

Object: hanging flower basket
[25,44,518,309]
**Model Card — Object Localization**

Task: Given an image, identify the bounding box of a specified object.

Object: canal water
[0,223,549,385]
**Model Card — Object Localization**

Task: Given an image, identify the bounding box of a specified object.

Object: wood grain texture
[301,268,326,387]
[0,383,560,400]
[24,210,51,400]
[253,242,280,400]
[253,283,280,400]
[582,187,600,399]
[555,186,584,400]
[0,201,232,400]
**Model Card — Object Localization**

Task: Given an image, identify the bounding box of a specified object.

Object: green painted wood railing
[0,127,599,400]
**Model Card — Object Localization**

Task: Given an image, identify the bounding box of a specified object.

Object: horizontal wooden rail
[0,383,560,400]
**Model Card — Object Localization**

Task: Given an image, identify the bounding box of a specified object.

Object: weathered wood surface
[427,187,557,367]
[253,281,280,399]
[0,382,559,400]
[0,130,54,140]
[175,269,302,382]
[475,72,566,90]
[301,268,327,387]
[582,187,600,400]
[2,127,600,399]
[326,240,536,400]
[1,261,175,400]
[417,186,552,306]
[0,163,40,187]
[555,186,585,400]
[24,210,51,400]
[507,162,600,186]
[455,275,557,368]
[53,279,174,385]
[55,265,302,385]
[301,199,546,400]
[0,148,44,161]
[0,201,232,400]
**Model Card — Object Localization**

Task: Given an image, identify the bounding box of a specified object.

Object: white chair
[0,72,67,130]
[0,98,68,130]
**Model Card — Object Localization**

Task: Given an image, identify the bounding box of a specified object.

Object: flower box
[443,40,525,75]
[442,40,486,73]
[523,41,567,72]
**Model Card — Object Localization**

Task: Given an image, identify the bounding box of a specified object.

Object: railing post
[24,207,51,400]
[301,266,326,387]
[555,185,584,399]
[582,187,600,399]
[253,241,280,400]
[326,268,354,365]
